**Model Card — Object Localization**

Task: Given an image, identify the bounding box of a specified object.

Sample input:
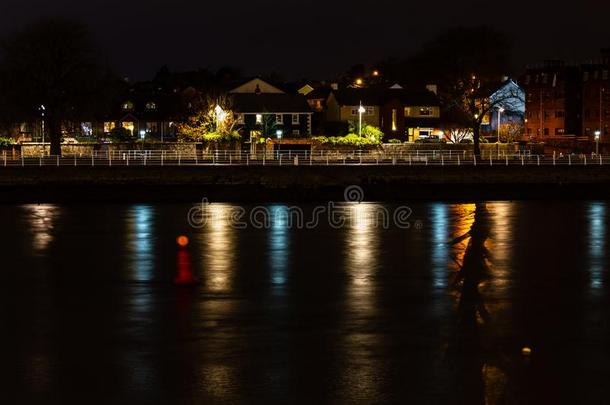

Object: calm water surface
[1,201,609,404]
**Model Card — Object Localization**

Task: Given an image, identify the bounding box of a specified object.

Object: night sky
[2,0,610,80]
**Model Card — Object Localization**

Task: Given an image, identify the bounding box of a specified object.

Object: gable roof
[231,93,311,113]
[229,78,285,94]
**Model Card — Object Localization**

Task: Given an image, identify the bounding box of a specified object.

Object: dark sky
[2,0,610,81]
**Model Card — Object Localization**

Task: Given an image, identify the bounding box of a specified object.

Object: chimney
[425,84,437,95]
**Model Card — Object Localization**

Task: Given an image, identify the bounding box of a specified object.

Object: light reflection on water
[269,205,289,287]
[22,204,60,253]
[7,201,610,404]
[444,203,516,404]
[338,203,382,403]
[588,202,606,291]
[200,203,236,293]
[431,203,449,288]
[126,205,155,283]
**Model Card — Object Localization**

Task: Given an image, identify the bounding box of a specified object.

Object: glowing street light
[355,78,363,87]
[497,106,505,143]
[358,103,366,137]
[39,104,46,146]
[276,129,283,154]
[214,104,227,130]
[595,130,601,155]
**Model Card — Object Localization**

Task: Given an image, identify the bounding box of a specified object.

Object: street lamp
[595,130,601,155]
[497,106,505,143]
[276,129,283,155]
[358,103,366,137]
[39,104,46,146]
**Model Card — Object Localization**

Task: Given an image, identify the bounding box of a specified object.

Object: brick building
[580,50,610,138]
[522,61,581,140]
[522,50,610,141]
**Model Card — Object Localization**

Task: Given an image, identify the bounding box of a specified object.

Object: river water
[1,201,609,404]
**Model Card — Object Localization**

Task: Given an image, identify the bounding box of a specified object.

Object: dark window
[555,111,564,118]
[544,128,549,135]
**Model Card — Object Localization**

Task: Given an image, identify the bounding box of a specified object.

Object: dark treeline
[0,19,514,156]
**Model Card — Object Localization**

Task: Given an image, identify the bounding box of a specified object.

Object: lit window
[122,101,134,111]
[419,107,432,116]
[145,101,157,110]
[256,114,263,124]
[104,122,116,133]
[391,109,397,131]
[121,122,135,135]
[292,114,299,124]
[276,114,283,124]
[237,114,244,124]
[81,122,93,136]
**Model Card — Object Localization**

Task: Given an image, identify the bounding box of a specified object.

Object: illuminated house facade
[99,82,190,140]
[479,79,525,137]
[229,78,313,141]
[325,86,441,141]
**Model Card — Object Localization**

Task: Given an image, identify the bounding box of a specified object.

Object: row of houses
[13,73,527,145]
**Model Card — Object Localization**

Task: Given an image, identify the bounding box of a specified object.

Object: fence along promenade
[0,149,606,167]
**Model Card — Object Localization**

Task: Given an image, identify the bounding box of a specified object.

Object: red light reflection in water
[174,239,198,286]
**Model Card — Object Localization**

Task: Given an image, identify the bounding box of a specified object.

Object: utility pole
[600,87,604,137]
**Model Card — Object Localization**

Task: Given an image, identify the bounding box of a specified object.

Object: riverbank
[1,165,610,202]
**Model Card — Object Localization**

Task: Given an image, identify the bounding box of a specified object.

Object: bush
[108,127,132,143]
[387,138,402,144]
[0,137,15,147]
[200,131,241,143]
[313,134,381,148]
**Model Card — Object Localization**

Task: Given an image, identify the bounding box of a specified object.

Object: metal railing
[1,149,608,167]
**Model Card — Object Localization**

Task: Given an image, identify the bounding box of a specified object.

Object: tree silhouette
[0,19,120,155]
[377,26,517,155]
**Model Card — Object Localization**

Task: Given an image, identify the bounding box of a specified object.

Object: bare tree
[403,26,520,156]
[443,127,472,144]
[0,19,119,155]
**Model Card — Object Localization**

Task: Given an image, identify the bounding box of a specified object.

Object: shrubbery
[108,127,132,143]
[313,133,381,148]
[198,131,241,143]
[0,137,15,147]
[314,123,384,148]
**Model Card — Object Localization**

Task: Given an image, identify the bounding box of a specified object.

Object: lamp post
[40,104,46,146]
[276,129,283,155]
[358,103,366,137]
[497,106,505,143]
[214,104,226,130]
[595,130,601,155]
